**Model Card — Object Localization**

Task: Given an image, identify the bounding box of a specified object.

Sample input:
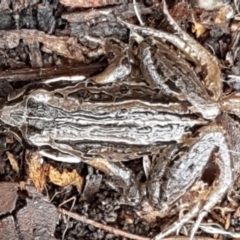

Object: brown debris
[48,166,83,191]
[6,151,19,173]
[214,5,233,25]
[233,206,240,218]
[225,212,231,230]
[0,182,18,215]
[88,157,112,174]
[27,151,84,191]
[0,30,89,62]
[62,3,152,23]
[11,0,39,12]
[80,174,102,201]
[192,20,206,37]
[0,0,11,12]
[0,216,18,240]
[26,151,49,192]
[230,21,240,32]
[169,2,190,23]
[60,0,120,8]
[17,197,58,240]
[28,42,43,68]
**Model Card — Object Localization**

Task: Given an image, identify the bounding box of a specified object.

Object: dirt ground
[0,0,240,239]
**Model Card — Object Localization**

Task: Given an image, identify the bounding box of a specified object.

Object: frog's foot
[153,202,202,240]
[153,126,233,240]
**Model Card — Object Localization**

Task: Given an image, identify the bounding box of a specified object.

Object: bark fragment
[0,30,95,62]
[60,0,120,8]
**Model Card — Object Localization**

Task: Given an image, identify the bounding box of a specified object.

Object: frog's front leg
[161,0,222,101]
[151,124,232,240]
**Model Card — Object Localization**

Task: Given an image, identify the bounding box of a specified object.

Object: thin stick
[58,208,150,240]
[58,208,217,240]
[227,75,240,81]
[58,197,76,240]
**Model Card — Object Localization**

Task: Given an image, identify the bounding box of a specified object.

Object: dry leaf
[214,5,233,25]
[230,22,240,32]
[48,166,83,191]
[169,2,190,22]
[6,135,14,144]
[192,20,206,38]
[6,151,19,173]
[88,157,111,174]
[26,151,49,192]
[123,213,134,224]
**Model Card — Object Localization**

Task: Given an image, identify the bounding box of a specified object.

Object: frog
[0,1,240,239]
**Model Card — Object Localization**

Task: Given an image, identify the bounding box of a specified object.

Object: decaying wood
[0,30,105,62]
[62,3,153,23]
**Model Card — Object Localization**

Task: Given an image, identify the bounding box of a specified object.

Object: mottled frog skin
[0,39,208,163]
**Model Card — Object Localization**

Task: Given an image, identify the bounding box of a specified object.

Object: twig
[133,0,144,26]
[1,63,106,82]
[58,197,76,240]
[58,208,150,240]
[227,75,240,81]
[161,237,218,240]
[58,208,217,240]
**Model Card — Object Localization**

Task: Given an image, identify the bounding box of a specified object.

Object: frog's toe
[189,211,206,240]
[152,202,202,240]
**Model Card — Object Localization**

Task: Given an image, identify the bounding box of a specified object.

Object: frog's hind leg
[190,141,233,239]
[153,128,233,240]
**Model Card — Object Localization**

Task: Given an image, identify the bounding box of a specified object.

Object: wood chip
[192,21,206,38]
[0,30,87,62]
[0,182,18,215]
[6,151,19,173]
[26,151,49,192]
[17,197,58,240]
[48,166,83,191]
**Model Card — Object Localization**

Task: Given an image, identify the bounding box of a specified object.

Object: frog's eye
[145,37,154,46]
[117,108,128,117]
[121,108,128,114]
[119,108,128,115]
[53,93,64,99]
[107,52,115,60]
[120,85,129,94]
[121,57,129,65]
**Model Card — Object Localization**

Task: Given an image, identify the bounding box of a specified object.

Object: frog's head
[0,102,25,127]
